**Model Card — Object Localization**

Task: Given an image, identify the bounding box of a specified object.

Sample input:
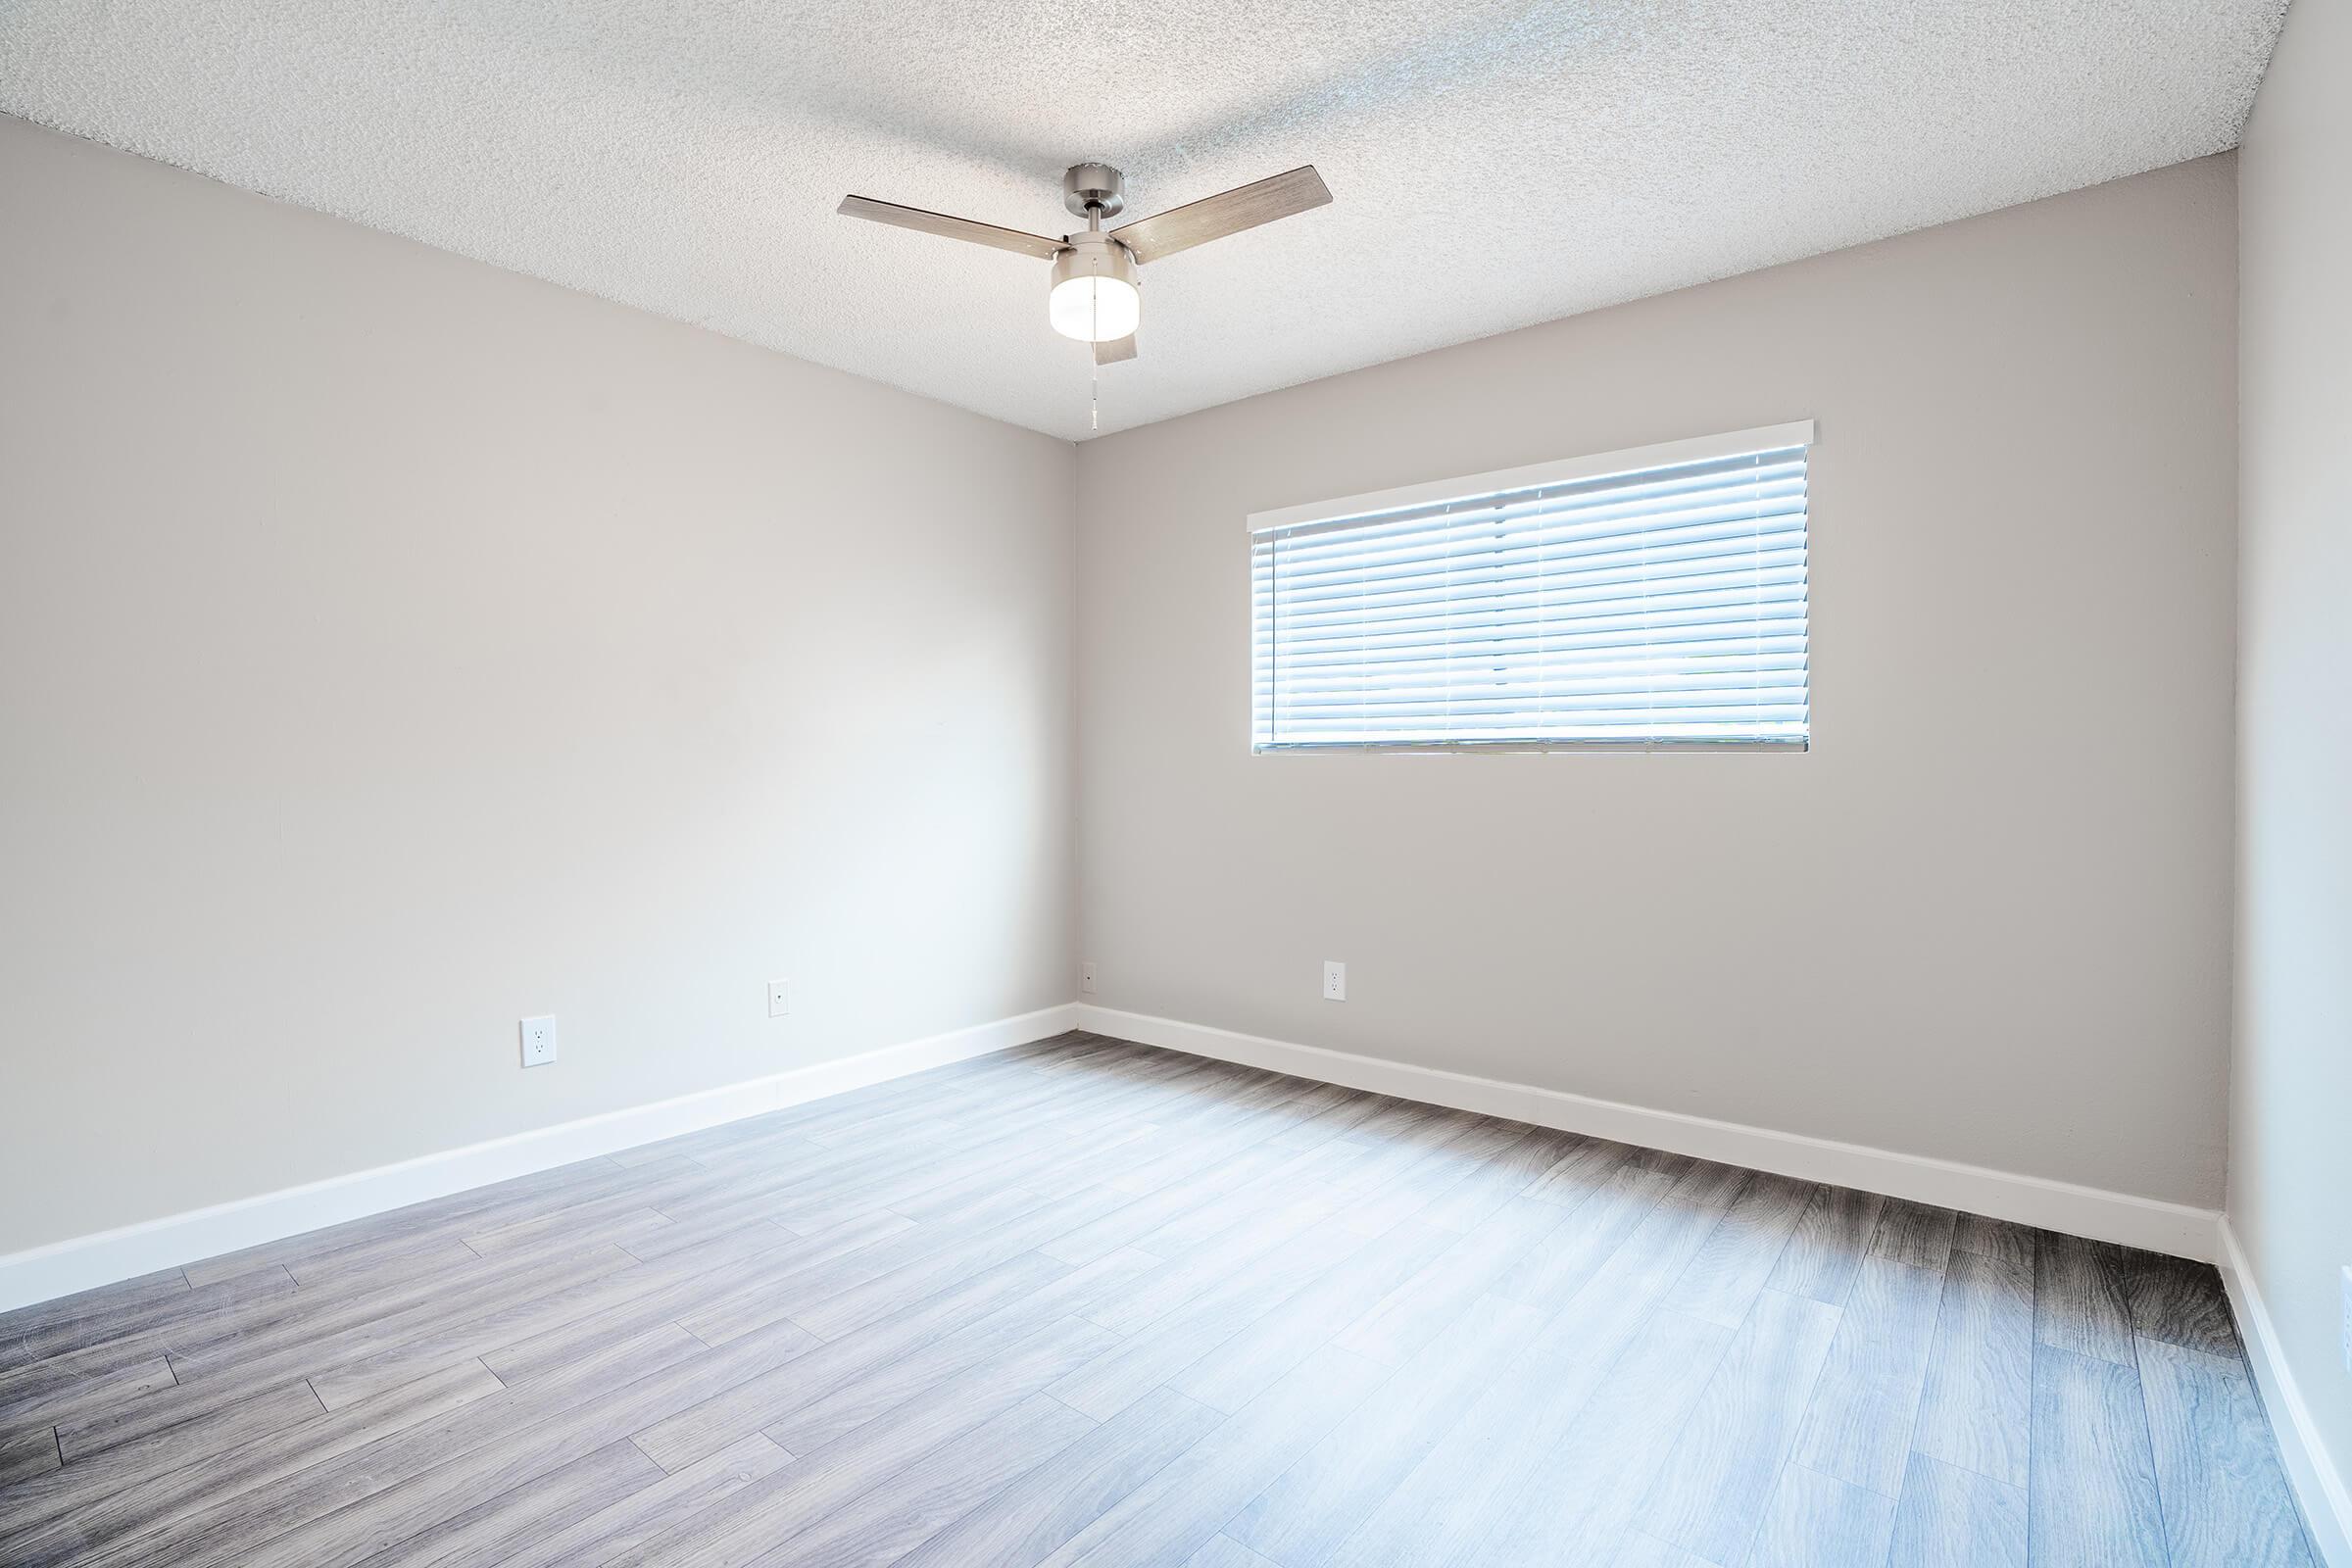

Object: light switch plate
[2340,1265,2351,1375]
[518,1015,558,1068]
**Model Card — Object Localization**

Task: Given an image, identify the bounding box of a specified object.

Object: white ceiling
[1,1,2284,441]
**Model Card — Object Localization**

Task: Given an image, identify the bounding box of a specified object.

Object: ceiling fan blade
[837,195,1067,262]
[1094,334,1137,365]
[1109,166,1331,265]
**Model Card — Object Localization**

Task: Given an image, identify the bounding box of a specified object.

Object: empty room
[1,1,2346,1564]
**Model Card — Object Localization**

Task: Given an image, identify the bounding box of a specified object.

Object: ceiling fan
[837,163,1331,364]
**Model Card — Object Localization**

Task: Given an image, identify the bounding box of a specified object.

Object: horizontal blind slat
[1256,448,1808,544]
[1255,493,1809,571]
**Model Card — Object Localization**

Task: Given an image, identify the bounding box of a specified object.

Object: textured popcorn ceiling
[0,1,2284,440]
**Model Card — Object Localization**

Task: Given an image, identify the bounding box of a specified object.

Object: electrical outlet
[518,1015,557,1068]
[1322,960,1347,1002]
[1080,958,1098,995]
[767,979,792,1018]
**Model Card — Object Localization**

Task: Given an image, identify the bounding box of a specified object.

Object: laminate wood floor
[0,1032,2319,1567]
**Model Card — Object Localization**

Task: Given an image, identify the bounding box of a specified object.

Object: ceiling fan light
[1049,236,1141,343]
[1049,275,1141,342]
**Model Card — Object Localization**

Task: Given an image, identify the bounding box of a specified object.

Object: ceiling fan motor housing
[1051,231,1139,291]
[1063,163,1126,220]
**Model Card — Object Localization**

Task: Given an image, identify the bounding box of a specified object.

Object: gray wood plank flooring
[0,1032,2320,1567]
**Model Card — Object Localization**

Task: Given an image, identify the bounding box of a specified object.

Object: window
[1249,421,1812,752]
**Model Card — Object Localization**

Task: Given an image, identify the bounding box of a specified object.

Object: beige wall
[2232,0,2352,1515]
[0,116,1078,1253]
[0,106,2257,1268]
[1076,156,2238,1207]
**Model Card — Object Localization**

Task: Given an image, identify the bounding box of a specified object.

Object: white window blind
[1250,422,1812,752]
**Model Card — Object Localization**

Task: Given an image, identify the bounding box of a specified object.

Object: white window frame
[1247,420,1815,755]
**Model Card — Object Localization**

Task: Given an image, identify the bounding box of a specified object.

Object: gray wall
[0,116,1078,1252]
[2232,0,2352,1512]
[1076,156,2238,1208]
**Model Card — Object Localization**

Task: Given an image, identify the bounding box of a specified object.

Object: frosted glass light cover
[1049,274,1141,342]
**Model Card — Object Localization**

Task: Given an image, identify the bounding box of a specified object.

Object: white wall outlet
[767,979,792,1018]
[1080,958,1098,995]
[518,1015,558,1068]
[2340,1264,2351,1374]
[1322,960,1347,1002]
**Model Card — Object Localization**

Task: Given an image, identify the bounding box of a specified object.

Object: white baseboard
[1074,1004,2221,1262]
[2218,1219,2352,1567]
[0,1003,1081,1315]
[4,997,2229,1318]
